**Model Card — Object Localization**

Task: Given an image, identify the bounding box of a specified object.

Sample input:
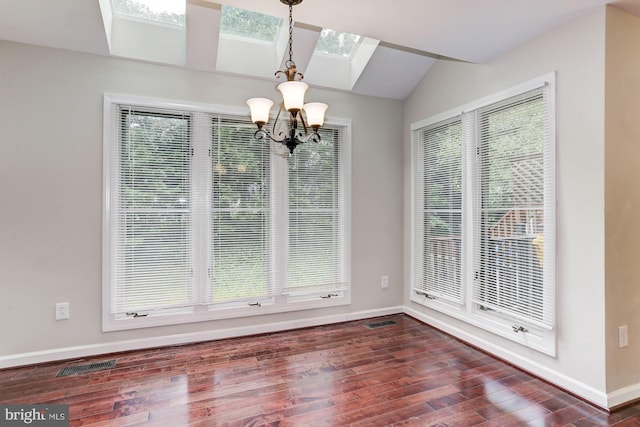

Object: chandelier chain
[288,3,294,64]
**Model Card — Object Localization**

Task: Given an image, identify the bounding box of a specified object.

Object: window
[110,108,193,314]
[209,116,273,305]
[314,29,362,59]
[285,130,348,297]
[411,74,555,354]
[111,0,185,26]
[103,95,350,331]
[473,90,553,330]
[412,117,463,304]
[219,6,281,43]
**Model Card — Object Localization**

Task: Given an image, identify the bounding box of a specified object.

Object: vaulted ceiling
[0,0,634,100]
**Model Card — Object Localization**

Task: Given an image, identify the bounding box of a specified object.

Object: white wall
[403,8,608,404]
[0,40,404,361]
[110,16,186,66]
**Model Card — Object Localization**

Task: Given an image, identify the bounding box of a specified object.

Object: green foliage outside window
[315,29,362,58]
[117,111,343,307]
[210,121,270,303]
[118,112,192,310]
[288,130,341,289]
[481,97,544,213]
[111,0,185,26]
[220,6,281,42]
[424,122,462,236]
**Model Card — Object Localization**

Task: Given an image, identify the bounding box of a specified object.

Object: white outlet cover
[381,275,389,288]
[618,325,629,348]
[56,302,70,320]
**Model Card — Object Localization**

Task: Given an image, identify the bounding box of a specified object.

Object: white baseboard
[403,307,610,410]
[4,305,635,410]
[0,306,404,370]
[608,383,640,409]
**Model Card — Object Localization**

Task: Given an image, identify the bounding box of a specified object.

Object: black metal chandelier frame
[249,0,326,155]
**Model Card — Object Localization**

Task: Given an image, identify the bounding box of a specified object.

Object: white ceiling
[0,0,634,100]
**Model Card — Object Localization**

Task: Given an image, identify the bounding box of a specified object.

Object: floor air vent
[57,359,116,377]
[365,319,397,329]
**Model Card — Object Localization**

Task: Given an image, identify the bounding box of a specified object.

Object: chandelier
[246,0,328,155]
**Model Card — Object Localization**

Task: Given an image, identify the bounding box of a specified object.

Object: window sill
[410,293,555,356]
[102,293,351,332]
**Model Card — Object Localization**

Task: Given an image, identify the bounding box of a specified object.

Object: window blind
[105,95,351,329]
[209,116,273,304]
[412,117,464,304]
[283,127,347,296]
[472,87,555,329]
[110,107,194,314]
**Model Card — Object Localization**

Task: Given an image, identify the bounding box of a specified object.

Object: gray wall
[0,39,404,357]
[403,7,608,398]
[5,4,639,408]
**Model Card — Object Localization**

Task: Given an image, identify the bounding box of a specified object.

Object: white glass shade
[277,81,309,112]
[303,102,328,128]
[246,98,274,124]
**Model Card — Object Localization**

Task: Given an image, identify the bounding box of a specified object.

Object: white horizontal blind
[472,86,555,329]
[111,107,194,314]
[209,115,273,304]
[412,117,464,304]
[283,127,347,296]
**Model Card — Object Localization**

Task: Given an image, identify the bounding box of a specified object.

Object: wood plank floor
[1,315,639,426]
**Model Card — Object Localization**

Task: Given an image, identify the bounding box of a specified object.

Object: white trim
[104,93,350,130]
[403,306,608,409]
[410,72,556,132]
[608,383,640,409]
[102,95,115,332]
[103,290,351,331]
[411,109,462,132]
[0,307,403,370]
[104,93,249,117]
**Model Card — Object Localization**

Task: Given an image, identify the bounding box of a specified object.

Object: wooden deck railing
[423,208,543,303]
[490,208,543,239]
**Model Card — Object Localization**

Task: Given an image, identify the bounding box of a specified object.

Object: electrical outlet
[618,325,629,348]
[381,275,389,289]
[55,302,70,320]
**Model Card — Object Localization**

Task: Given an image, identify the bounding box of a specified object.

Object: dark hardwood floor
[1,315,639,426]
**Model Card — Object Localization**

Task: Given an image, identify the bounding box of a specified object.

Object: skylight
[111,0,185,26]
[219,6,282,43]
[314,29,362,58]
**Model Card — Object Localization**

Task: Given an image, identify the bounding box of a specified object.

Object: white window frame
[410,73,556,355]
[102,93,351,331]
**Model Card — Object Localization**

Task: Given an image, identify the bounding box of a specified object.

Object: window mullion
[462,111,477,314]
[271,143,289,301]
[191,112,211,306]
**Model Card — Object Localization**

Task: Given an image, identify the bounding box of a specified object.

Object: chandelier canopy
[246,0,328,155]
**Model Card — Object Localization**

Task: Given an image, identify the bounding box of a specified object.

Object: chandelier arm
[253,128,288,143]
[298,111,309,135]
[308,131,322,143]
[272,101,284,136]
[299,130,321,144]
